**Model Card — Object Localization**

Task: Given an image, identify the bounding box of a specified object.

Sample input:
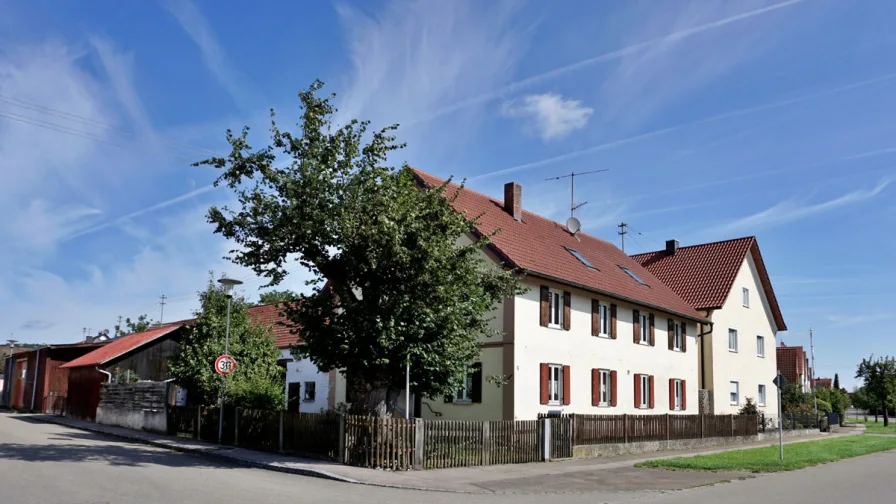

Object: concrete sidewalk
[23,413,845,494]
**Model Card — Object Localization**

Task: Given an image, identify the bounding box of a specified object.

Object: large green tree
[856,355,896,427]
[168,276,284,410]
[114,314,155,336]
[198,80,522,416]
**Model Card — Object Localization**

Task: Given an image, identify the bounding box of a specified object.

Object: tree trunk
[347,376,400,417]
[884,405,889,427]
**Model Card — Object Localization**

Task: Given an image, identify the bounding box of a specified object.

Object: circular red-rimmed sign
[215,354,237,376]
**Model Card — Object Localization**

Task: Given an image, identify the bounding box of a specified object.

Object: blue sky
[1,0,893,389]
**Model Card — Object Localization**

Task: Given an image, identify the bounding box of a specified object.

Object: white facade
[702,254,780,420]
[280,349,331,413]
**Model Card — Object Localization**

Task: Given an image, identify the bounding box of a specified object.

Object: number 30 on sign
[215,354,237,376]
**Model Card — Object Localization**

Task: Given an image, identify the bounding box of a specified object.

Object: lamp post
[217,276,243,443]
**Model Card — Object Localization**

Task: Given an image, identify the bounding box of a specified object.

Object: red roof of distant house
[777,342,807,386]
[61,324,184,369]
[247,303,301,348]
[412,169,706,322]
[631,237,786,330]
[814,378,833,389]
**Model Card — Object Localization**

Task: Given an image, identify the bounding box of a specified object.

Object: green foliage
[856,355,896,426]
[833,373,840,390]
[115,314,155,336]
[257,289,299,305]
[816,387,850,420]
[781,383,811,413]
[738,397,760,416]
[199,80,523,415]
[111,367,140,384]
[168,275,284,410]
[636,436,896,472]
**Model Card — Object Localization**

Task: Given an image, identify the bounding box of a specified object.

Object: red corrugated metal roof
[631,237,787,330]
[61,324,184,369]
[412,168,706,322]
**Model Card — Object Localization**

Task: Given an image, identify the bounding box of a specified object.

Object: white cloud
[502,93,593,142]
[715,178,890,233]
[826,313,896,327]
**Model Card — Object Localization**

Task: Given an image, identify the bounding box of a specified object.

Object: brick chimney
[504,182,522,221]
[665,239,679,256]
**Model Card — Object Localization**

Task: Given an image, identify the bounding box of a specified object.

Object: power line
[625,224,664,249]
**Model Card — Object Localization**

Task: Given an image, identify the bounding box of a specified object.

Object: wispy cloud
[415,0,806,125]
[715,178,891,233]
[826,312,896,327]
[162,0,255,110]
[471,72,896,181]
[501,93,593,142]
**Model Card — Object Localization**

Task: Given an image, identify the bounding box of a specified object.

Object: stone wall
[95,382,168,433]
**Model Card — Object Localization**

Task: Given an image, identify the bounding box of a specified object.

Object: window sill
[453,400,472,405]
[672,348,682,353]
[638,341,651,346]
[303,399,315,403]
[597,333,611,339]
[757,354,765,358]
[729,349,738,353]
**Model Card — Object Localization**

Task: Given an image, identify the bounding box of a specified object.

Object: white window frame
[728,328,738,352]
[673,379,683,411]
[455,367,474,404]
[756,335,765,357]
[673,322,683,351]
[742,287,750,307]
[758,384,767,407]
[548,289,564,328]
[303,381,316,402]
[639,374,650,408]
[598,303,610,337]
[729,380,740,405]
[598,369,610,406]
[548,364,563,405]
[639,313,650,344]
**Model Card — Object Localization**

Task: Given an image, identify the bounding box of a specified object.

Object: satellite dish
[566,216,581,235]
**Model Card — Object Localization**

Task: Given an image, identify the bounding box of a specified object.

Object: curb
[28,414,359,485]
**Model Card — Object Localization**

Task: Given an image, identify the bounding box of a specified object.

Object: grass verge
[635,436,896,472]
[850,418,896,435]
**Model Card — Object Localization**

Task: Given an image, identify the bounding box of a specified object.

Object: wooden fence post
[623,414,629,444]
[195,407,201,440]
[700,414,704,438]
[337,414,346,464]
[413,419,425,470]
[730,415,735,437]
[234,408,240,446]
[278,410,284,453]
[482,421,491,466]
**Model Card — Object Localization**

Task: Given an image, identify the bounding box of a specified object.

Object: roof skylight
[620,266,648,286]
[566,247,597,269]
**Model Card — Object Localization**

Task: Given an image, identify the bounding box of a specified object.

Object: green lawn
[850,418,896,435]
[635,436,896,473]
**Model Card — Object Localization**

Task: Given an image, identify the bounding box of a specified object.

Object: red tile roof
[814,378,832,389]
[247,303,301,348]
[412,169,706,322]
[61,324,184,369]
[776,343,807,386]
[631,237,787,330]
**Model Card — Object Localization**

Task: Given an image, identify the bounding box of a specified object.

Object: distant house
[1,343,105,413]
[632,237,787,420]
[814,377,833,389]
[776,342,811,392]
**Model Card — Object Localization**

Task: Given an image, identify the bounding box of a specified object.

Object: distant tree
[168,275,284,410]
[856,355,896,427]
[199,80,523,416]
[738,397,759,416]
[833,373,840,390]
[114,314,155,336]
[257,289,299,305]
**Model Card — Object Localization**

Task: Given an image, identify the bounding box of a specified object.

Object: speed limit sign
[214,354,237,376]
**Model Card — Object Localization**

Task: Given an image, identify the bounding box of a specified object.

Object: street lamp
[217,276,243,443]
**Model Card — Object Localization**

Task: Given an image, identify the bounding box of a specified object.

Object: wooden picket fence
[572,414,759,445]
[344,415,416,470]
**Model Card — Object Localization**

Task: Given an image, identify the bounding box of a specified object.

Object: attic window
[620,266,648,286]
[566,247,597,269]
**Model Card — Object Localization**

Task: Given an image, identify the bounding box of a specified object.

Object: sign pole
[218,295,233,443]
[777,371,784,463]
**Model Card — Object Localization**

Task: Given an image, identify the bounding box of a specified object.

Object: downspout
[96,367,112,384]
[697,317,714,391]
[30,347,43,411]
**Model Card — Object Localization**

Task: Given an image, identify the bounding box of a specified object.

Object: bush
[739,397,760,416]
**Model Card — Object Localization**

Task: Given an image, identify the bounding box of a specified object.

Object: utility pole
[618,222,628,252]
[810,328,818,427]
[116,316,123,337]
[159,295,167,324]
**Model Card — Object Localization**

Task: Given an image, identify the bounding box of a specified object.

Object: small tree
[856,355,896,427]
[738,397,759,416]
[199,81,523,416]
[781,383,811,413]
[168,275,284,410]
[833,373,840,390]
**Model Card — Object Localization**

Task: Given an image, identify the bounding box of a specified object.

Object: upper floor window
[673,322,683,351]
[742,287,750,307]
[728,328,738,352]
[598,303,609,336]
[756,335,765,357]
[639,313,650,344]
[548,288,563,328]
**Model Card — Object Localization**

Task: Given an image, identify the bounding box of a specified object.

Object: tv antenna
[546,169,609,235]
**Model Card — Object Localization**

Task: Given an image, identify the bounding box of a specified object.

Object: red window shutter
[562,292,571,331]
[649,375,656,409]
[667,319,674,350]
[649,314,656,346]
[682,323,688,352]
[591,369,599,406]
[562,365,571,405]
[539,286,550,327]
[669,378,675,410]
[610,370,618,406]
[610,304,617,339]
[539,363,549,405]
[591,300,599,336]
[634,374,641,407]
[633,309,640,344]
[682,380,687,410]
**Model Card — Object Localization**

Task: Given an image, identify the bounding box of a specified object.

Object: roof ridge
[631,236,756,258]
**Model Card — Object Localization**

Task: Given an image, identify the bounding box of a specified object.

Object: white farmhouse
[412,169,707,421]
[632,238,787,422]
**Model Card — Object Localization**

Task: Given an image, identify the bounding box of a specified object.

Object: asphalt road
[1,412,894,504]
